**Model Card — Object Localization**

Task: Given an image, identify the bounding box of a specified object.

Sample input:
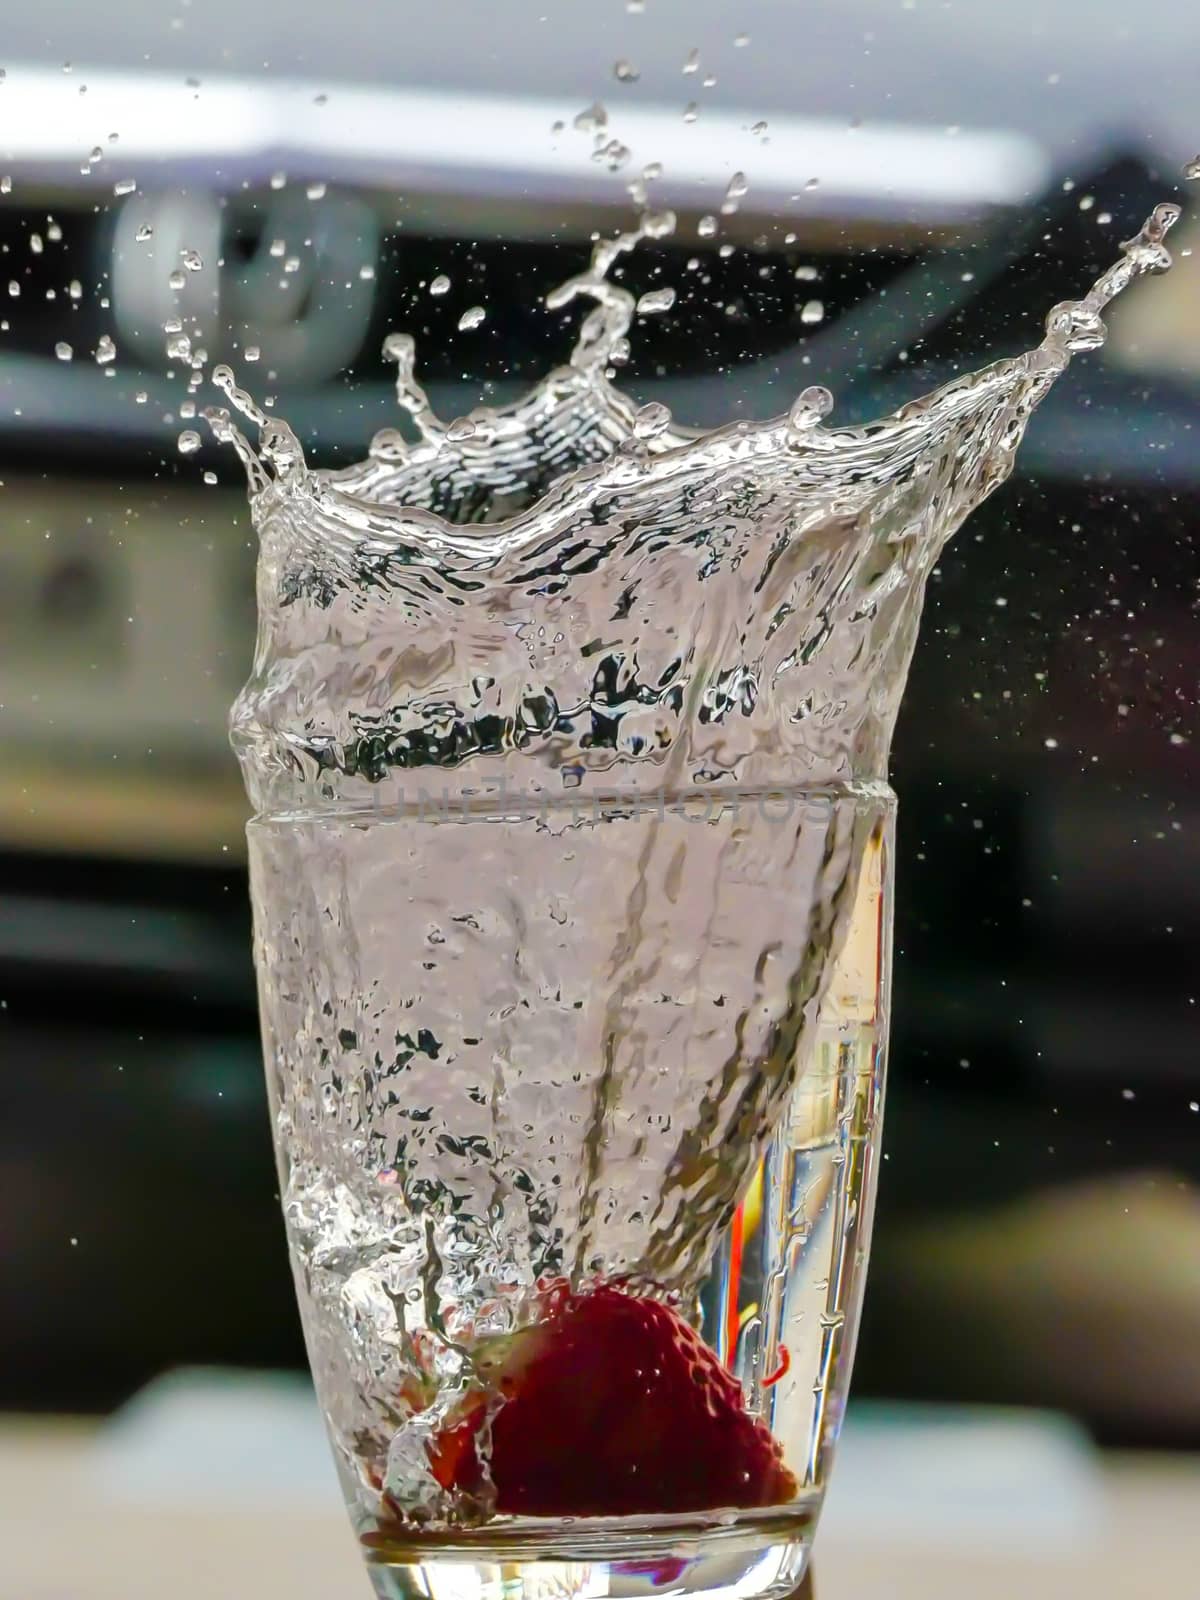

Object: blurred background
[1,1,1198,1595]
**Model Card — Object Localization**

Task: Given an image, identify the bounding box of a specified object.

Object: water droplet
[168,268,186,290]
[134,390,148,404]
[113,178,136,196]
[642,161,663,182]
[446,417,477,442]
[358,263,375,280]
[163,317,183,335]
[804,176,820,191]
[429,274,451,296]
[7,281,18,298]
[177,429,202,455]
[697,214,718,238]
[135,223,153,242]
[269,238,286,258]
[789,385,834,430]
[306,180,328,200]
[751,120,768,136]
[165,332,192,361]
[800,300,825,325]
[245,345,261,362]
[682,101,699,123]
[0,176,10,195]
[733,32,750,47]
[614,59,639,83]
[182,248,203,273]
[54,341,73,361]
[94,334,116,364]
[636,286,676,315]
[573,101,607,134]
[29,233,43,255]
[633,401,671,439]
[1078,194,1094,212]
[702,73,718,88]
[626,0,644,10]
[794,264,819,282]
[203,469,218,486]
[682,47,700,74]
[270,171,287,190]
[68,279,81,300]
[46,221,62,243]
[458,305,486,331]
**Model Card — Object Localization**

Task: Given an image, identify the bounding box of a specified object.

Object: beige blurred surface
[1,1416,1197,1600]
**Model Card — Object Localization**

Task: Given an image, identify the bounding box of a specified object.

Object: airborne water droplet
[182,249,203,272]
[178,429,202,455]
[429,274,451,296]
[682,47,700,74]
[94,334,116,364]
[636,286,676,315]
[682,102,699,123]
[633,401,672,439]
[168,268,186,290]
[458,305,486,331]
[245,345,261,362]
[800,300,825,325]
[113,178,136,196]
[135,223,153,242]
[446,417,477,442]
[0,176,11,195]
[697,214,718,239]
[54,341,73,361]
[1184,155,1200,181]
[306,181,328,200]
[613,59,639,83]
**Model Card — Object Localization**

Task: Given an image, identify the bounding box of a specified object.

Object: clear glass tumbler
[247,778,891,1600]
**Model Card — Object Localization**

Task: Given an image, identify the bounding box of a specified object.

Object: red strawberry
[427,1285,797,1516]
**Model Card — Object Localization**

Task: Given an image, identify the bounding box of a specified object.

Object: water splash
[204,200,1178,821]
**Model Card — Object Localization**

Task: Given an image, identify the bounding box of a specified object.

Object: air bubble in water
[54,341,73,361]
[636,286,676,315]
[177,429,202,455]
[429,274,451,296]
[613,59,639,82]
[94,334,116,364]
[633,401,671,439]
[458,306,486,331]
[113,178,136,196]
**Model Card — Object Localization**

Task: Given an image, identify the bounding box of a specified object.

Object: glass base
[363,1508,816,1600]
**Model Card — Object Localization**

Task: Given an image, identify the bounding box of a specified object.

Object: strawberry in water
[427,1284,797,1517]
